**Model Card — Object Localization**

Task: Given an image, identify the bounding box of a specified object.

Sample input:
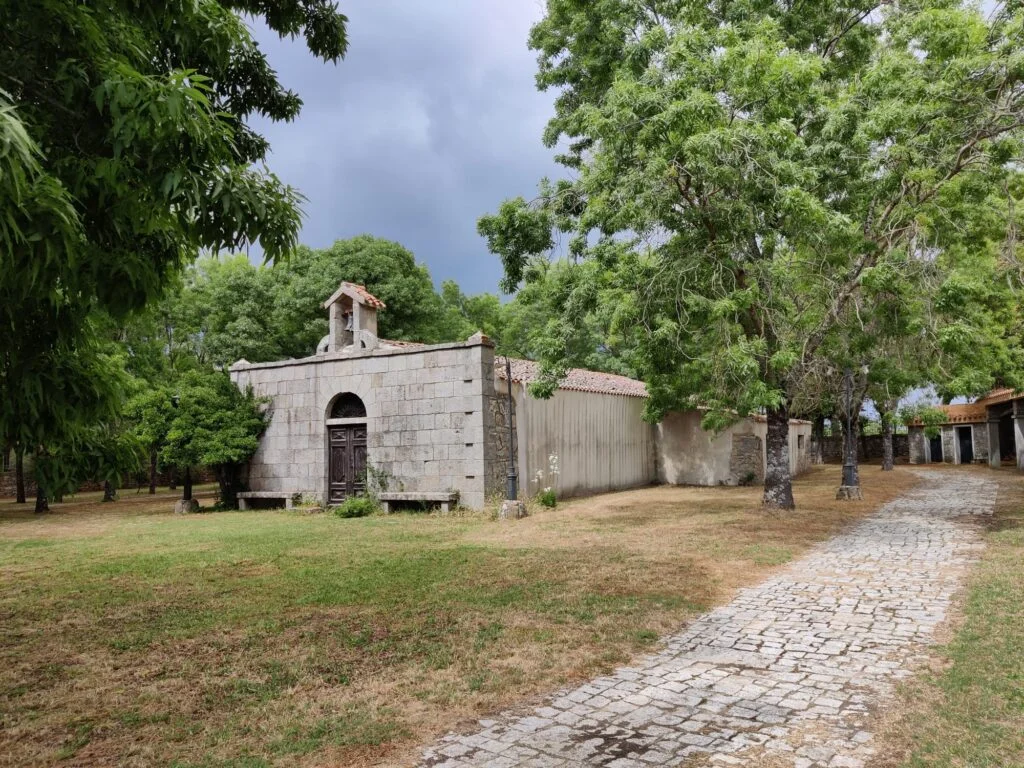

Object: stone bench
[237,491,297,510]
[377,491,459,513]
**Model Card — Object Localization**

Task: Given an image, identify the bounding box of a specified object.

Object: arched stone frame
[324,391,369,504]
[328,391,367,419]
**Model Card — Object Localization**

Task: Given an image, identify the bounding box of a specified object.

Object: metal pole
[505,356,518,500]
[842,367,857,487]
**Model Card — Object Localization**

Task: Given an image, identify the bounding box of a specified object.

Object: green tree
[168,255,286,367]
[0,0,348,467]
[930,181,1024,400]
[277,237,452,351]
[494,259,637,376]
[33,423,143,511]
[900,402,948,440]
[163,239,481,368]
[163,370,267,509]
[125,388,176,495]
[480,0,1024,509]
[437,280,505,342]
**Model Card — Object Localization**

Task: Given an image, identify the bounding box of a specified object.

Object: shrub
[332,496,379,519]
[537,487,557,508]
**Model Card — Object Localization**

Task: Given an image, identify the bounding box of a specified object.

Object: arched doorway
[326,393,367,503]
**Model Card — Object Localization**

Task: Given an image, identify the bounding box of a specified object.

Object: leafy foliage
[332,496,379,519]
[0,0,348,465]
[536,488,557,508]
[481,0,1024,507]
[162,369,268,508]
[34,423,144,502]
[899,404,948,440]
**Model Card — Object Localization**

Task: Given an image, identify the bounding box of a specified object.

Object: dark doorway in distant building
[929,434,943,463]
[957,426,974,464]
[999,414,1016,462]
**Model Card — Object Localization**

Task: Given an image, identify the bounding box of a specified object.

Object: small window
[330,392,366,419]
[1,449,10,472]
[797,435,805,449]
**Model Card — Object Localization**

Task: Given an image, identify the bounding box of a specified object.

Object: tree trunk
[14,447,25,504]
[102,480,116,502]
[809,415,826,465]
[216,464,240,510]
[881,418,895,471]
[149,448,158,495]
[168,466,177,491]
[34,485,48,513]
[842,409,862,487]
[183,466,193,501]
[763,405,795,510]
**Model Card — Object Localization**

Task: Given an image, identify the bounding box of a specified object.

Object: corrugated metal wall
[516,386,657,498]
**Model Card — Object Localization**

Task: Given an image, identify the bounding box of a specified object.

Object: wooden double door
[328,424,367,503]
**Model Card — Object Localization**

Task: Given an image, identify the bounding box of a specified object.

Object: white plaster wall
[657,412,812,486]
[510,384,657,499]
[657,411,752,485]
[231,340,494,509]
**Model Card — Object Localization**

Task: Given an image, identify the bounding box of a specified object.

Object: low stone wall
[729,434,765,485]
[821,434,909,463]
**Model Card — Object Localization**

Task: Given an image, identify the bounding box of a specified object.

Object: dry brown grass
[0,466,921,768]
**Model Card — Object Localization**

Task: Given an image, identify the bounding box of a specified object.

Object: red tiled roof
[908,389,1023,426]
[496,357,649,398]
[345,282,386,309]
[323,282,387,310]
[936,403,989,424]
[975,388,1017,407]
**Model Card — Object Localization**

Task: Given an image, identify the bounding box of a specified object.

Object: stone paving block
[418,472,995,768]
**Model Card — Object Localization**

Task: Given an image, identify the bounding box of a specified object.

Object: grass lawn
[0,466,920,768]
[872,469,1024,768]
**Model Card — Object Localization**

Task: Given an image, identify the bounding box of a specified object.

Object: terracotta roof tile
[496,357,648,398]
[909,389,1024,426]
[935,403,989,424]
[345,282,386,309]
[323,282,387,310]
[975,387,1017,407]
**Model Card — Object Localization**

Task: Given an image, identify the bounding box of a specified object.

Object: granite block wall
[941,426,956,464]
[972,424,989,464]
[230,338,496,509]
[908,428,928,464]
[729,434,765,485]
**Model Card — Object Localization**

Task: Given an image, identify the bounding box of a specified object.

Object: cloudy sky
[249,1,561,295]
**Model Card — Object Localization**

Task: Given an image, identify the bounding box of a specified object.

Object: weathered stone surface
[729,434,764,485]
[174,498,200,514]
[907,427,927,465]
[972,425,989,464]
[498,500,527,520]
[231,338,502,510]
[941,426,955,464]
[835,485,863,501]
[420,472,994,767]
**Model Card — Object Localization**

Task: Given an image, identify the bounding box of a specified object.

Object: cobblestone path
[420,472,995,768]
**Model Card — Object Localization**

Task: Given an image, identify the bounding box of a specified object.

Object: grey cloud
[248,0,561,294]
